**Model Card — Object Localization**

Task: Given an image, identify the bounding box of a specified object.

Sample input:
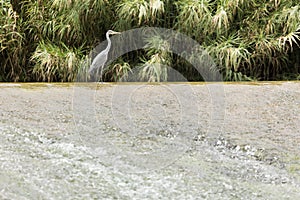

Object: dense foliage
[0,0,299,82]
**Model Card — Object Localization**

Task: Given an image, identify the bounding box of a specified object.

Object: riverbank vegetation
[0,0,299,82]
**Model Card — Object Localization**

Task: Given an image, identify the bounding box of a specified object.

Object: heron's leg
[95,67,100,82]
[100,65,104,83]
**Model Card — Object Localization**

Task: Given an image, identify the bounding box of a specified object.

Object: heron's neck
[105,32,112,52]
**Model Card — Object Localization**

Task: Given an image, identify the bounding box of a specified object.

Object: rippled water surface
[0,82,300,199]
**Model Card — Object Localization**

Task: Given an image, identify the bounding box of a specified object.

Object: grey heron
[89,30,121,82]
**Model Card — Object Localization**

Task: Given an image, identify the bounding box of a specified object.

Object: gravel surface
[0,82,299,199]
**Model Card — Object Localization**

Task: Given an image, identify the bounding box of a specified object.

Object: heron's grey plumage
[89,30,120,81]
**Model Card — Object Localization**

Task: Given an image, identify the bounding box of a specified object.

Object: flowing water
[0,82,300,199]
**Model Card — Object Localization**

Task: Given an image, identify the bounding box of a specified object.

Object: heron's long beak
[111,31,121,35]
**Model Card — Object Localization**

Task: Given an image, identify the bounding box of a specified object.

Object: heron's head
[107,30,121,35]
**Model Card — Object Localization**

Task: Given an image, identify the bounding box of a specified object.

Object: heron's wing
[88,51,108,73]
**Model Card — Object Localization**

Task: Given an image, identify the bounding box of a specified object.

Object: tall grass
[0,0,25,81]
[31,41,83,82]
[103,59,132,82]
[0,0,299,82]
